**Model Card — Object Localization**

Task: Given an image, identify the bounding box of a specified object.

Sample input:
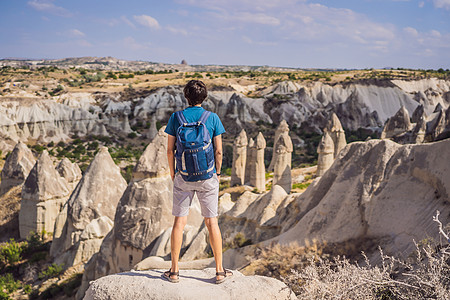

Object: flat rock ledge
[84,268,295,300]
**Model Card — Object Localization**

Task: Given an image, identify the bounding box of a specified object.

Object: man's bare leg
[170,216,187,279]
[204,217,232,281]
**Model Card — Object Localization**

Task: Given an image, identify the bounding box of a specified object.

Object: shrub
[0,239,24,265]
[38,263,64,280]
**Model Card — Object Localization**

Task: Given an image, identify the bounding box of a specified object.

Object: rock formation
[84,268,295,300]
[270,138,450,260]
[381,106,412,140]
[411,115,427,144]
[250,132,266,192]
[429,108,446,141]
[219,185,288,245]
[230,129,248,186]
[268,120,289,172]
[0,142,35,194]
[56,157,82,190]
[50,147,127,270]
[326,113,347,158]
[316,131,335,177]
[272,132,293,194]
[19,150,70,239]
[244,138,254,184]
[77,127,204,300]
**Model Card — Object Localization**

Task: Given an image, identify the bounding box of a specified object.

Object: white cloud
[404,26,419,37]
[121,16,136,28]
[133,15,160,29]
[166,26,188,36]
[419,1,425,8]
[430,30,441,37]
[27,0,71,17]
[69,29,85,37]
[233,12,280,26]
[433,0,450,10]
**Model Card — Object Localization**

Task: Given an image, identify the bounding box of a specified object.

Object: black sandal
[215,268,233,284]
[163,269,179,283]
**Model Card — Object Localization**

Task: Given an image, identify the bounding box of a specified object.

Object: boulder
[50,146,127,269]
[83,268,295,300]
[19,150,70,238]
[0,142,35,194]
[230,129,248,186]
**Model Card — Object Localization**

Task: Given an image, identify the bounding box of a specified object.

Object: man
[164,80,233,284]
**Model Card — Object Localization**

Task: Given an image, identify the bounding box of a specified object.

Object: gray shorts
[172,173,219,218]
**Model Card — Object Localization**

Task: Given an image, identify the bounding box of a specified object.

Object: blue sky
[0,0,449,69]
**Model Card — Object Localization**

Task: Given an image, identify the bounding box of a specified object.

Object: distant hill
[0,56,346,72]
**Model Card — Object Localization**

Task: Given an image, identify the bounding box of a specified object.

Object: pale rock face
[133,127,170,180]
[381,106,412,139]
[181,226,210,261]
[145,118,158,141]
[326,113,347,158]
[0,142,35,194]
[218,193,235,215]
[19,150,70,238]
[230,129,248,186]
[244,138,254,184]
[50,147,127,268]
[219,186,289,245]
[316,131,335,177]
[250,132,266,192]
[150,225,198,258]
[84,268,295,300]
[56,157,82,189]
[411,115,427,144]
[429,108,446,140]
[121,115,133,133]
[271,138,450,260]
[268,120,289,172]
[272,133,293,194]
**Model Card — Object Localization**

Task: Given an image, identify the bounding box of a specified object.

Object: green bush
[292,182,311,190]
[0,273,21,295]
[38,263,64,280]
[0,239,24,265]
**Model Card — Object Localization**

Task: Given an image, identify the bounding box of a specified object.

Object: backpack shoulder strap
[198,110,212,124]
[175,110,188,125]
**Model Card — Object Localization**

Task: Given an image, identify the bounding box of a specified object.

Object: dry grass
[243,240,450,299]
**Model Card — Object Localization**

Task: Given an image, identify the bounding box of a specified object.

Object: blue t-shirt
[164,106,226,138]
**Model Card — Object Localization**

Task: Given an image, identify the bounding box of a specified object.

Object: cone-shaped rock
[430,109,446,140]
[272,132,293,194]
[250,132,266,192]
[326,113,347,158]
[412,104,425,123]
[381,106,412,139]
[268,120,289,172]
[0,142,35,194]
[19,150,70,238]
[316,131,335,177]
[244,138,254,184]
[133,127,170,181]
[411,115,427,144]
[231,130,248,186]
[50,146,127,269]
[146,118,158,141]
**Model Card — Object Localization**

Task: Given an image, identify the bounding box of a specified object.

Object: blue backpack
[175,110,215,182]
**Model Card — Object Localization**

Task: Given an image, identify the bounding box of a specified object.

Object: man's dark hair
[184,80,207,106]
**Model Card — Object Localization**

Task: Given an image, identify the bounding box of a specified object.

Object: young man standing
[164,80,233,284]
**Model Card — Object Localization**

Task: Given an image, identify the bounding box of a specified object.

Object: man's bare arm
[213,134,223,177]
[167,134,176,180]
